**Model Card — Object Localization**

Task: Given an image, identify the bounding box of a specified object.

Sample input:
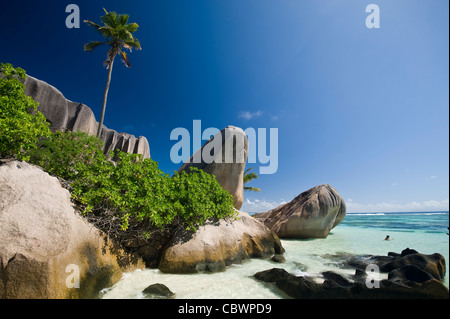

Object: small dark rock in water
[293,261,308,272]
[271,254,286,263]
[142,283,175,298]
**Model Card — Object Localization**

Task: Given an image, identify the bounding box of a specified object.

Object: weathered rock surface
[0,159,144,299]
[254,184,346,238]
[254,249,449,299]
[382,249,446,281]
[158,211,284,273]
[178,126,248,210]
[142,283,175,299]
[23,75,150,159]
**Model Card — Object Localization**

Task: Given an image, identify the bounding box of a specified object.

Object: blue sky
[1,0,448,213]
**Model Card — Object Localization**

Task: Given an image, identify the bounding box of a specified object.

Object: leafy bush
[0,63,51,160]
[26,130,236,238]
[71,150,236,236]
[26,131,105,181]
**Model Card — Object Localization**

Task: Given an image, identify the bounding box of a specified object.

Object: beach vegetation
[243,167,261,192]
[0,63,52,161]
[26,130,236,238]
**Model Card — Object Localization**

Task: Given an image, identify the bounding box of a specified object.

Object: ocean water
[101,212,449,299]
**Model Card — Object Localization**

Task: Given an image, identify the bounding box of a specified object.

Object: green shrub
[26,130,236,237]
[71,150,236,236]
[26,130,105,181]
[0,63,51,160]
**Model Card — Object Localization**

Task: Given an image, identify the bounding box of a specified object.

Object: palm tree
[84,8,142,138]
[243,167,261,192]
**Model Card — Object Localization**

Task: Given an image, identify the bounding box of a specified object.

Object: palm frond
[84,20,101,30]
[243,167,261,192]
[101,9,119,28]
[244,167,254,174]
[84,20,106,37]
[126,22,139,33]
[120,29,134,42]
[98,26,114,38]
[243,172,258,184]
[120,51,131,68]
[118,14,129,27]
[243,167,258,184]
[84,41,106,52]
[244,186,261,192]
[122,43,132,51]
[124,38,141,50]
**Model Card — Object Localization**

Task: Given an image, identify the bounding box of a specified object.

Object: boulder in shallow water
[254,184,346,238]
[158,211,283,273]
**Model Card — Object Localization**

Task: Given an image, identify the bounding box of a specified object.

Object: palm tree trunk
[96,57,115,138]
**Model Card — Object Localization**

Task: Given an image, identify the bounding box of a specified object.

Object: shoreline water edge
[101,211,449,299]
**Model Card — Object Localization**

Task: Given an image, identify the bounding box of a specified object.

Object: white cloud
[241,198,287,213]
[426,176,438,180]
[238,110,263,120]
[242,197,449,214]
[346,199,449,214]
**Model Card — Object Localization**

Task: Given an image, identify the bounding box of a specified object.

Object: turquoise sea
[101,211,449,299]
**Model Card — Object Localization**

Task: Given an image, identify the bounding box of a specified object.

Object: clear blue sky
[1,0,448,213]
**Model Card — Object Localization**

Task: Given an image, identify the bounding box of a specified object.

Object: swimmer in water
[384,235,390,241]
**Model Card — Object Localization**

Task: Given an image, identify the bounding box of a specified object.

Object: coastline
[102,211,449,298]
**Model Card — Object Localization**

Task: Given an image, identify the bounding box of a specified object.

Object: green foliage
[170,167,237,231]
[71,150,236,235]
[25,130,236,236]
[84,8,142,67]
[243,167,261,192]
[0,63,51,160]
[26,131,105,182]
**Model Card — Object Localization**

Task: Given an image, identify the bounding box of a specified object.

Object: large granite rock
[158,211,284,273]
[254,184,346,238]
[178,126,248,210]
[255,249,449,299]
[0,159,144,299]
[23,75,150,159]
